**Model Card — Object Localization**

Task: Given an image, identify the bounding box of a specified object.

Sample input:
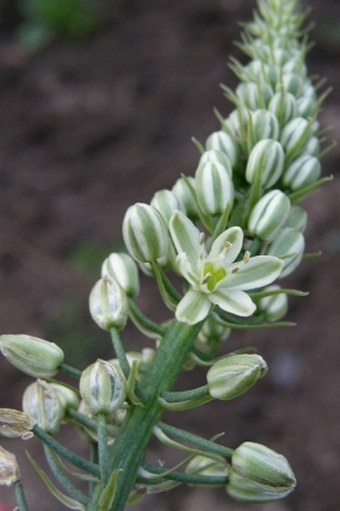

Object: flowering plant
[0,0,331,510]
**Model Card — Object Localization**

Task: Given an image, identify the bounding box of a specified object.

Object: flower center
[203,262,227,292]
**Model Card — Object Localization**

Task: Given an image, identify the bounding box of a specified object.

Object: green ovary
[203,263,227,291]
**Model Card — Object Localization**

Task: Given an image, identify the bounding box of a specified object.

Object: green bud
[185,455,228,487]
[266,227,305,278]
[0,334,64,379]
[226,107,249,139]
[122,203,169,264]
[172,176,198,218]
[280,117,312,160]
[249,109,280,148]
[283,155,321,190]
[303,136,320,157]
[258,285,288,322]
[198,313,231,345]
[0,408,33,439]
[285,205,308,232]
[151,189,183,223]
[199,150,233,176]
[245,139,285,189]
[268,92,297,127]
[206,130,238,168]
[248,190,291,241]
[297,96,317,118]
[0,445,20,487]
[282,73,304,97]
[101,252,140,298]
[207,354,268,401]
[109,348,155,382]
[79,359,127,416]
[23,380,64,435]
[50,383,80,411]
[89,276,128,331]
[227,442,296,503]
[195,160,234,216]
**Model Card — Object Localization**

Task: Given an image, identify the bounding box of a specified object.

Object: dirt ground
[0,0,339,510]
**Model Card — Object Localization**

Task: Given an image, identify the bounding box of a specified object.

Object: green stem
[59,363,82,379]
[162,384,210,403]
[67,408,118,438]
[110,328,131,380]
[140,462,228,486]
[97,413,110,485]
[106,319,203,511]
[128,299,166,338]
[32,426,100,477]
[15,480,29,511]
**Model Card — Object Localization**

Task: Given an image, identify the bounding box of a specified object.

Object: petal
[169,211,202,264]
[227,256,283,291]
[209,289,256,317]
[208,227,243,266]
[176,252,199,287]
[175,290,212,325]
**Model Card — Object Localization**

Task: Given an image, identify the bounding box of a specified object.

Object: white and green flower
[169,211,283,325]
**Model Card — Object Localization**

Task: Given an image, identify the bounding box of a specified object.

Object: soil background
[0,1,339,510]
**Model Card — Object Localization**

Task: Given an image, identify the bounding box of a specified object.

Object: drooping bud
[283,155,321,190]
[207,354,268,401]
[0,408,33,439]
[0,446,20,486]
[227,442,296,503]
[172,176,198,218]
[122,203,169,264]
[248,190,291,241]
[89,276,128,331]
[258,285,288,322]
[150,189,183,223]
[195,159,234,216]
[23,380,64,435]
[206,130,238,168]
[0,334,64,379]
[185,455,228,486]
[101,252,140,298]
[79,359,126,416]
[266,227,305,278]
[245,139,285,189]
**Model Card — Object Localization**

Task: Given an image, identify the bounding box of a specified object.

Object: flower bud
[268,92,297,127]
[206,130,238,168]
[285,205,308,232]
[207,354,267,401]
[0,446,20,487]
[227,442,296,503]
[198,313,231,345]
[172,176,198,218]
[89,276,128,331]
[226,107,249,138]
[122,203,169,264]
[283,155,321,190]
[101,252,140,298]
[50,383,80,411]
[23,380,64,435]
[199,150,233,176]
[297,96,317,118]
[150,189,182,223]
[0,334,64,379]
[248,190,291,241]
[249,110,280,147]
[79,359,127,416]
[245,139,284,189]
[280,117,312,160]
[258,285,288,322]
[282,73,304,97]
[303,136,320,157]
[0,408,33,438]
[236,82,261,110]
[266,227,305,278]
[185,455,228,486]
[195,160,234,216]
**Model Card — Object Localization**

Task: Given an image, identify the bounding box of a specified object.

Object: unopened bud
[282,73,304,97]
[302,136,320,157]
[172,176,198,218]
[0,334,64,379]
[79,359,126,416]
[89,276,128,331]
[297,97,317,118]
[249,110,280,147]
[280,117,312,160]
[195,160,234,216]
[198,313,231,345]
[245,139,284,189]
[266,228,305,278]
[248,190,291,241]
[236,82,261,111]
[268,92,297,126]
[283,155,321,190]
[150,189,182,223]
[0,446,20,486]
[227,442,296,503]
[23,380,64,435]
[206,130,238,168]
[207,354,267,401]
[258,285,288,322]
[285,205,308,232]
[122,203,169,264]
[101,252,140,298]
[50,383,80,411]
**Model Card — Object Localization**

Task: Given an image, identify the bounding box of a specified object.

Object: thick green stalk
[100,319,202,511]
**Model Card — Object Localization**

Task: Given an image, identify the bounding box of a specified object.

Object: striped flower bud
[199,150,233,176]
[172,176,198,218]
[89,276,128,331]
[280,117,312,160]
[285,205,308,232]
[245,139,285,189]
[268,92,297,127]
[226,107,249,138]
[258,285,288,322]
[79,359,126,416]
[236,82,260,110]
[23,380,64,435]
[122,203,169,264]
[206,130,238,168]
[0,446,20,487]
[0,408,33,439]
[302,136,320,157]
[283,155,321,190]
[297,97,317,118]
[0,334,64,379]
[50,383,80,411]
[101,252,140,298]
[195,160,234,216]
[227,442,296,503]
[266,228,305,278]
[248,190,291,241]
[249,110,280,148]
[207,354,267,401]
[281,73,304,97]
[151,189,182,223]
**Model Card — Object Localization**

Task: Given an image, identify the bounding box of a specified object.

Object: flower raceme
[169,211,283,325]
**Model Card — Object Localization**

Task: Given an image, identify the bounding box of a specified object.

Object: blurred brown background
[0,0,339,510]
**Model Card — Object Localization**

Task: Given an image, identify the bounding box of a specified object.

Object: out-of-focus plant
[0,0,332,510]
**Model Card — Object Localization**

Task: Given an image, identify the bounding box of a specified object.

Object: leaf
[98,469,122,511]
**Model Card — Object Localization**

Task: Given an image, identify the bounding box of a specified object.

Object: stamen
[202,273,212,284]
[199,232,205,245]
[232,267,239,273]
[243,250,250,263]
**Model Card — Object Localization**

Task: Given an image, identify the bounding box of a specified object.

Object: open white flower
[169,211,284,325]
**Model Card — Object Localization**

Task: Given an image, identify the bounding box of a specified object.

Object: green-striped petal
[226,256,283,291]
[209,289,256,317]
[175,290,211,325]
